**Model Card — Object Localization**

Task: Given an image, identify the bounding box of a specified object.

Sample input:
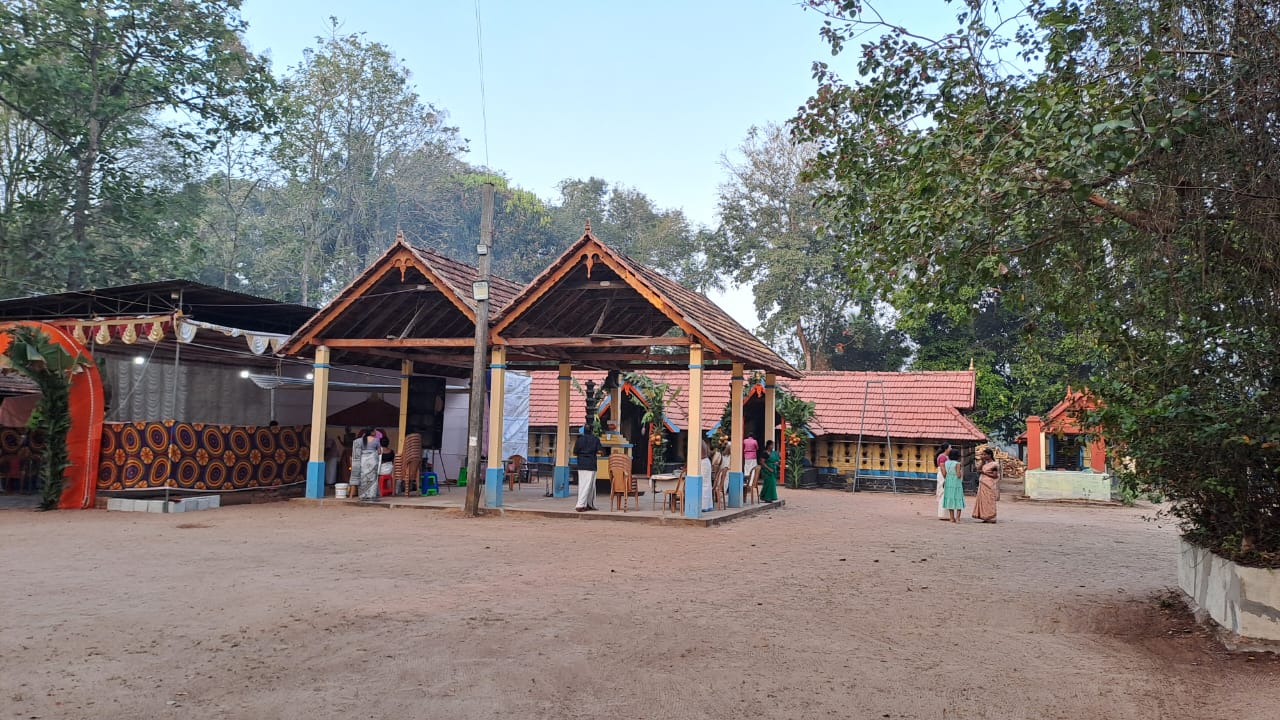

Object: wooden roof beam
[323,337,476,348]
[501,336,692,348]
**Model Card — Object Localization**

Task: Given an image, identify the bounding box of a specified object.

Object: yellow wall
[811,438,935,475]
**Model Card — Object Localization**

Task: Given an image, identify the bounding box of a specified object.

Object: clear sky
[238,0,949,330]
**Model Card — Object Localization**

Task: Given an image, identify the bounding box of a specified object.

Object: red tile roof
[525,369,985,442]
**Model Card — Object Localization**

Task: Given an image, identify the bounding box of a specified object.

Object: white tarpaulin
[502,372,530,461]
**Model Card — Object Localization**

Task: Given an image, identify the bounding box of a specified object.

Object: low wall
[1024,469,1112,501]
[1178,539,1280,645]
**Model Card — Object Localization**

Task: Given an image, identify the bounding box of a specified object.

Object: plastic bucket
[334,483,350,499]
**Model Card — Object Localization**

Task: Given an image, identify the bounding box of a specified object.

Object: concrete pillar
[728,362,744,508]
[485,346,507,507]
[684,344,704,518]
[1088,436,1107,473]
[763,373,777,448]
[554,363,572,497]
[305,346,331,499]
[397,359,411,454]
[1026,416,1044,471]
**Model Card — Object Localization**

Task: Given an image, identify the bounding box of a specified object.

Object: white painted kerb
[1178,538,1280,643]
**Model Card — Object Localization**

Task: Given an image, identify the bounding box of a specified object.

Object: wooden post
[554,363,572,497]
[684,344,704,518]
[728,362,744,508]
[463,182,495,516]
[304,345,331,499]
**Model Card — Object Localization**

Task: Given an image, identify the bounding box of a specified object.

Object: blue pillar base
[553,465,571,497]
[684,475,703,519]
[728,471,743,508]
[485,467,504,507]
[306,461,326,499]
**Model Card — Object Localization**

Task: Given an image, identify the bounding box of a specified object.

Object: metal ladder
[854,380,898,493]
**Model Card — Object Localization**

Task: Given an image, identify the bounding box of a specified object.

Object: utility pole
[464,182,496,516]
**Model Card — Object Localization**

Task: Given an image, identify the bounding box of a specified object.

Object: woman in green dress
[942,447,965,523]
[759,440,780,502]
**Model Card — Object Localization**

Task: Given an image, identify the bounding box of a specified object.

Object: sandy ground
[1,490,1277,720]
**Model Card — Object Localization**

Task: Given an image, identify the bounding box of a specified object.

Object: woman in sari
[352,428,381,500]
[973,448,999,523]
[758,440,780,503]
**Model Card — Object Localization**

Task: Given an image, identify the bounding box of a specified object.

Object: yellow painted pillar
[763,372,777,448]
[728,362,744,507]
[485,345,507,507]
[684,344,704,518]
[553,362,572,497]
[397,359,411,453]
[305,345,331,499]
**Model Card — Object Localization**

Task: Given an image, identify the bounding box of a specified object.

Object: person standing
[973,448,1000,523]
[942,447,965,523]
[759,440,780,503]
[573,426,603,512]
[935,442,952,521]
[323,432,343,487]
[743,434,759,478]
[353,428,380,500]
[701,439,715,512]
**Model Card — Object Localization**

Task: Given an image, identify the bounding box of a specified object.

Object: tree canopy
[795,0,1280,564]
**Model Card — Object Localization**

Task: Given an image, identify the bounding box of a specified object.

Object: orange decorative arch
[0,321,104,509]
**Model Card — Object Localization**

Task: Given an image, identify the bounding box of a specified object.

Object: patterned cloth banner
[97,421,310,492]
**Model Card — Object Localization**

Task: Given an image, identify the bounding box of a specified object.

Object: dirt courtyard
[2,490,1277,720]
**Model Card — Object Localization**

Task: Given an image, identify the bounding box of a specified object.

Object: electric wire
[473,0,491,170]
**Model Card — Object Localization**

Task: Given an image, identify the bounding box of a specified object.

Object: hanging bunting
[147,321,166,342]
[95,324,111,345]
[121,323,138,344]
[72,325,87,344]
[246,334,270,355]
[176,319,198,344]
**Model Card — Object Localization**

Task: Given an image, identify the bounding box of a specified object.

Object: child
[377,436,395,497]
[942,447,965,523]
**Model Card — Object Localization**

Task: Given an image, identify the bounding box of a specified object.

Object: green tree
[709,123,857,370]
[0,0,278,290]
[796,0,1280,564]
[272,22,463,303]
[549,177,710,289]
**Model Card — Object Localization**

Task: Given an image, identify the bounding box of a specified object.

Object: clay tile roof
[493,231,799,378]
[526,369,986,443]
[404,242,522,313]
[787,371,984,441]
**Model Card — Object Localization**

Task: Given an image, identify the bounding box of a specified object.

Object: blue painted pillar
[728,362,744,508]
[305,346,331,499]
[484,346,507,508]
[553,363,572,498]
[684,344,704,519]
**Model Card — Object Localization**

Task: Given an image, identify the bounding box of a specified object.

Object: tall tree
[796,0,1280,563]
[273,23,463,303]
[710,123,863,370]
[0,0,278,290]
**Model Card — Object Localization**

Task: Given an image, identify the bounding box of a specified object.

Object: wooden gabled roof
[492,230,799,377]
[280,235,522,374]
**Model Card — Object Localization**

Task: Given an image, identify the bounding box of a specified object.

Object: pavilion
[282,228,799,518]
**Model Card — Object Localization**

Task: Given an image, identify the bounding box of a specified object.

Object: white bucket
[334,483,351,499]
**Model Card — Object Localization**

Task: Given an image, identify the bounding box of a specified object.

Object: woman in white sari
[351,428,381,500]
[935,442,951,520]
